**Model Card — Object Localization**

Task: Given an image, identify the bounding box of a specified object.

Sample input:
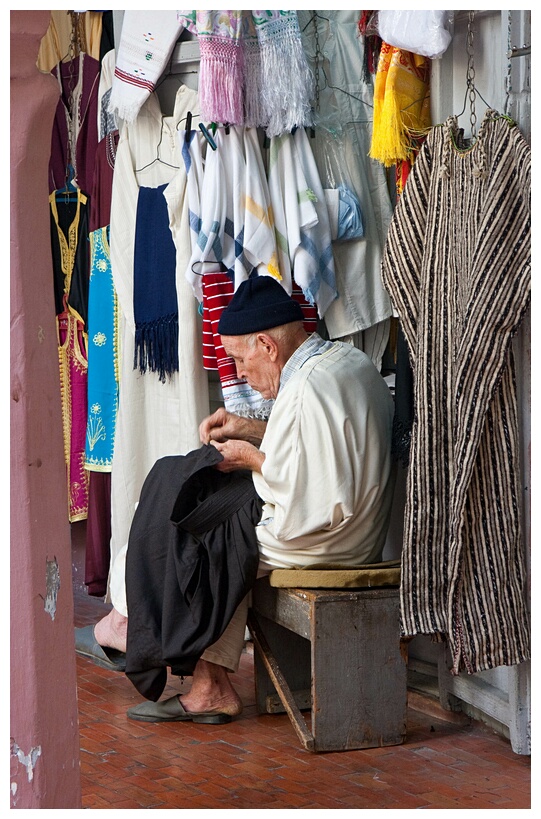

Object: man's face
[221,334,280,400]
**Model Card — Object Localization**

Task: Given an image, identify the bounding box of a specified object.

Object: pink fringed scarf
[177,10,314,134]
[179,11,245,126]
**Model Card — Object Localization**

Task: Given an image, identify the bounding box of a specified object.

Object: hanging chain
[466,11,477,139]
[312,12,321,114]
[64,12,84,193]
[504,10,513,116]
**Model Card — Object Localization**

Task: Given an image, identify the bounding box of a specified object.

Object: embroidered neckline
[105,131,118,170]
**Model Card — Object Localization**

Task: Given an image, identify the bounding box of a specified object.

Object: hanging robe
[49,52,100,195]
[381,110,531,675]
[49,189,90,522]
[108,84,210,616]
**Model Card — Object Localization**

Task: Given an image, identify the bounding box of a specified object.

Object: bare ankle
[180,659,243,716]
[94,608,128,652]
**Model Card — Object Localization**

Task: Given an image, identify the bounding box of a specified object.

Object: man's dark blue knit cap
[218,275,304,336]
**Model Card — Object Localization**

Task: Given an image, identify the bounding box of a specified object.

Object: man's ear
[257,333,279,361]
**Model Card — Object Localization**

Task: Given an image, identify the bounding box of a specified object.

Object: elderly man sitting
[78,275,395,724]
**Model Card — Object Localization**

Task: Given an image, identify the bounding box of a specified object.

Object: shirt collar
[279,333,333,392]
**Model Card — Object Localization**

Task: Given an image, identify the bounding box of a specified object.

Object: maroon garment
[49,53,100,195]
[84,131,119,596]
[89,130,119,232]
[85,472,111,597]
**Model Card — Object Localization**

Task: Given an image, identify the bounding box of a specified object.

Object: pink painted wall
[10,10,82,808]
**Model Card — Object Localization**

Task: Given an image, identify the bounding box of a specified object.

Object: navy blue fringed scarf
[133,185,179,383]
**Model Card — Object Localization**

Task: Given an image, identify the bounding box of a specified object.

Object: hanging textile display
[50,189,90,330]
[178,122,319,418]
[369,42,431,196]
[182,10,245,127]
[57,311,90,523]
[176,10,314,136]
[109,10,313,137]
[85,129,119,596]
[297,10,394,366]
[246,11,314,137]
[381,110,531,675]
[107,84,210,617]
[267,127,337,317]
[133,185,179,383]
[358,11,382,83]
[107,10,182,124]
[37,10,103,73]
[97,49,118,141]
[85,226,118,471]
[49,189,91,522]
[183,125,280,418]
[86,132,120,471]
[49,52,100,195]
[188,9,313,135]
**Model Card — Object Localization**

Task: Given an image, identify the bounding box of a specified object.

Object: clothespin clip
[309,126,316,139]
[199,123,217,151]
[209,122,217,135]
[184,111,192,143]
[263,135,270,149]
[224,122,230,135]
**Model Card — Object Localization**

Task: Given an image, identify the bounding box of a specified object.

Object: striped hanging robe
[381,110,531,675]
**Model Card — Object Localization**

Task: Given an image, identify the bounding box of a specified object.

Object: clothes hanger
[303,14,429,126]
[55,164,79,201]
[191,261,229,277]
[134,127,180,173]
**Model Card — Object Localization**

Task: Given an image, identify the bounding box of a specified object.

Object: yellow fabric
[269,560,401,589]
[37,11,103,73]
[369,42,431,168]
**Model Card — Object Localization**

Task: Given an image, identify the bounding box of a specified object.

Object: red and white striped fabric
[202,272,318,417]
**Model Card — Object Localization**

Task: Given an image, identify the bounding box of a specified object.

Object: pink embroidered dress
[49,189,90,522]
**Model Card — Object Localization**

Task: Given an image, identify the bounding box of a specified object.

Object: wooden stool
[248,561,407,753]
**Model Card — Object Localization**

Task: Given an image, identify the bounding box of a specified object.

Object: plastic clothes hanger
[55,164,79,202]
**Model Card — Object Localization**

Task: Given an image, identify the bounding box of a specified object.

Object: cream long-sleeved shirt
[252,339,395,570]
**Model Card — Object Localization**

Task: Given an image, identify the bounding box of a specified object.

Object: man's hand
[209,439,265,473]
[199,408,267,446]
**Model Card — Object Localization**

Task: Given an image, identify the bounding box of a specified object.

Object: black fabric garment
[391,322,414,468]
[125,444,263,701]
[99,11,115,62]
[50,194,90,329]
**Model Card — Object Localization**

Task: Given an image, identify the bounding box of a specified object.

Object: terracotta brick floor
[73,586,531,810]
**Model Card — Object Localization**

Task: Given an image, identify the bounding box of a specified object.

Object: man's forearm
[238,417,267,447]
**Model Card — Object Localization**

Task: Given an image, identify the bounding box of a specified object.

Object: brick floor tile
[72,585,531,810]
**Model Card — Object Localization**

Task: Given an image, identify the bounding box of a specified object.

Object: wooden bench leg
[247,610,315,751]
[309,594,407,752]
